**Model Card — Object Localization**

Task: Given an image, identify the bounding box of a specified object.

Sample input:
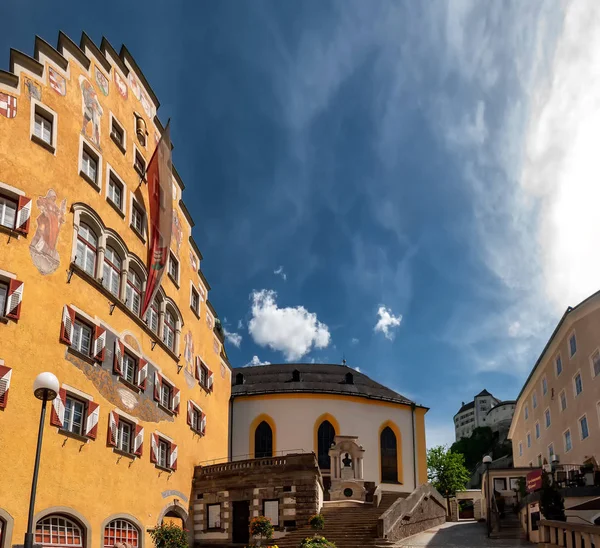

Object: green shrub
[299,536,336,548]
[149,523,188,548]
[250,516,274,540]
[308,514,325,530]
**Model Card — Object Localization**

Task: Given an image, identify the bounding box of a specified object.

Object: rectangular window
[207,504,220,529]
[111,118,125,149]
[519,442,523,457]
[134,150,146,176]
[72,319,92,355]
[493,478,507,491]
[199,363,208,388]
[160,381,172,410]
[532,391,538,409]
[34,111,52,144]
[591,350,600,378]
[158,439,169,468]
[560,390,567,411]
[0,281,7,316]
[538,454,543,467]
[116,419,132,453]
[263,500,279,527]
[108,173,123,210]
[191,287,200,315]
[545,409,551,428]
[527,432,531,448]
[548,443,554,459]
[131,203,145,236]
[0,195,17,229]
[569,333,577,357]
[146,300,159,334]
[122,353,137,385]
[524,405,529,420]
[190,406,201,432]
[542,377,548,396]
[81,148,98,184]
[535,422,540,439]
[556,355,563,376]
[564,430,572,452]
[168,254,179,284]
[574,372,583,396]
[580,416,589,440]
[63,396,85,435]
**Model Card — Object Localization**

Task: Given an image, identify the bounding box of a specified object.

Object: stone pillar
[97,246,106,280]
[358,458,364,480]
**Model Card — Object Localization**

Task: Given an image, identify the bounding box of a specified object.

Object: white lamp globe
[33,372,60,401]
[482,455,493,464]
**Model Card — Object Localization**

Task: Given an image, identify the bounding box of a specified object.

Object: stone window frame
[205,504,221,531]
[77,135,103,191]
[30,98,58,154]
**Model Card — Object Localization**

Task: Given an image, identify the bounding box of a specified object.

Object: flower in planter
[308,514,325,531]
[249,515,274,541]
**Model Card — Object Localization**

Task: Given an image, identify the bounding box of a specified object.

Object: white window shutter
[50,388,67,427]
[172,387,180,414]
[137,359,148,390]
[5,279,24,320]
[107,410,119,446]
[201,413,206,436]
[133,425,144,456]
[150,433,159,463]
[15,195,32,234]
[92,326,106,361]
[169,442,178,470]
[113,340,124,375]
[153,372,162,401]
[84,401,100,439]
[60,305,76,344]
[0,366,12,408]
[207,370,214,392]
[187,401,193,426]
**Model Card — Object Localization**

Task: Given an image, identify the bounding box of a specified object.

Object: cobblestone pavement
[392,521,530,547]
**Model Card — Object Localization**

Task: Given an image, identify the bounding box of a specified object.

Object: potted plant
[149,523,188,548]
[249,516,274,547]
[299,537,336,548]
[308,514,325,535]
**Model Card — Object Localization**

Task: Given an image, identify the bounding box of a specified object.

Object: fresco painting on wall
[129,72,141,100]
[79,75,103,149]
[24,77,42,100]
[183,331,196,388]
[171,210,183,257]
[0,93,17,118]
[189,251,198,272]
[114,71,128,99]
[29,189,67,275]
[140,91,153,118]
[48,66,66,96]
[94,67,109,96]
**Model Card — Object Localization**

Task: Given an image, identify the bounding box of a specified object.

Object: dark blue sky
[4,0,585,446]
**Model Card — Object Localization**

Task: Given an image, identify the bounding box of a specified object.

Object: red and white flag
[141,124,172,318]
[0,93,17,118]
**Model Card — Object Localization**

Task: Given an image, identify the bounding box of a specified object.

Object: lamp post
[483,455,492,538]
[24,373,60,548]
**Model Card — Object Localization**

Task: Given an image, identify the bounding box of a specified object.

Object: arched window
[76,223,97,276]
[162,309,175,351]
[103,246,122,297]
[146,296,160,334]
[254,421,273,458]
[0,518,4,548]
[35,515,83,547]
[317,420,336,470]
[380,426,398,483]
[103,519,139,548]
[126,269,143,316]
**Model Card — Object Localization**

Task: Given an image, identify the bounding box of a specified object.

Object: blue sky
[5,1,600,448]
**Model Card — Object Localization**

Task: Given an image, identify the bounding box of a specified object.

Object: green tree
[427,445,470,497]
[539,472,565,521]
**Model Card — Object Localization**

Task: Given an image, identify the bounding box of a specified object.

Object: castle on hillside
[454,389,515,440]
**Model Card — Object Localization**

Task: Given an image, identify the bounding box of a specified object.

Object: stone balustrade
[538,519,600,548]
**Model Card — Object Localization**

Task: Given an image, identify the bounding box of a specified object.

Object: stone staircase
[491,511,527,541]
[275,494,405,548]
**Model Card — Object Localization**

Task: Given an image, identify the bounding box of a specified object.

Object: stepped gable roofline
[189,236,204,263]
[454,401,475,416]
[231,363,425,409]
[57,31,90,70]
[34,36,68,71]
[120,43,159,109]
[80,32,111,74]
[100,37,128,77]
[198,268,210,291]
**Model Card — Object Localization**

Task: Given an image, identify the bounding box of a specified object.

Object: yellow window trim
[313,412,341,460]
[378,420,403,485]
[249,413,277,458]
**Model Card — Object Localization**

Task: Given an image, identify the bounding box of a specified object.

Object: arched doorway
[254,421,273,458]
[317,420,336,470]
[162,511,184,529]
[380,426,398,483]
[35,515,84,548]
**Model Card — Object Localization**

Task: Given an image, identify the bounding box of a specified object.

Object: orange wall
[0,34,230,548]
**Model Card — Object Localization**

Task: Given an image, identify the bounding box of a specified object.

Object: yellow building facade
[0,32,231,548]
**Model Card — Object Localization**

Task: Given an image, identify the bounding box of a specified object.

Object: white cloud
[374,306,402,340]
[351,337,359,345]
[274,266,287,281]
[248,289,331,360]
[224,329,242,348]
[237,319,244,330]
[354,366,361,372]
[244,355,271,367]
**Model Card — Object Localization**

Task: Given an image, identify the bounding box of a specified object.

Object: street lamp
[24,373,60,548]
[483,455,493,538]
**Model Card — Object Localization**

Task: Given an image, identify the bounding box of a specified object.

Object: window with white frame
[158,438,169,468]
[107,173,124,211]
[116,418,132,453]
[0,280,7,316]
[35,515,83,547]
[72,319,93,356]
[198,362,208,388]
[103,519,139,548]
[122,352,137,385]
[207,504,220,530]
[131,202,145,236]
[163,309,175,351]
[80,145,98,185]
[146,297,159,334]
[75,223,97,276]
[263,500,279,527]
[574,372,583,396]
[591,350,600,378]
[564,429,572,452]
[556,355,563,376]
[134,150,146,176]
[34,110,53,145]
[111,117,125,150]
[580,416,589,440]
[63,395,86,435]
[527,432,531,448]
[103,246,122,297]
[0,194,17,230]
[191,286,200,315]
[160,379,172,410]
[545,408,551,428]
[126,270,142,316]
[542,377,548,396]
[535,422,540,439]
[570,333,577,357]
[190,405,201,432]
[560,389,567,411]
[168,253,179,284]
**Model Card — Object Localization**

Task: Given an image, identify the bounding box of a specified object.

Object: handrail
[197,448,307,466]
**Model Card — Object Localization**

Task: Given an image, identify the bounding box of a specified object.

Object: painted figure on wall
[48,66,66,96]
[114,71,128,99]
[24,77,42,100]
[140,91,153,118]
[79,75,103,148]
[189,250,198,272]
[95,67,109,96]
[29,189,67,275]
[129,72,141,100]
[183,331,196,388]
[171,210,183,257]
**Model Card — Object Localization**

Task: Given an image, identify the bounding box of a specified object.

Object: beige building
[509,290,600,468]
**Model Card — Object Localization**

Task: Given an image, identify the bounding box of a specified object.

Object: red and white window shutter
[0,366,13,409]
[200,412,206,436]
[92,326,106,362]
[5,279,24,320]
[195,356,202,381]
[60,305,76,345]
[84,401,100,439]
[133,424,144,456]
[15,196,32,234]
[169,442,178,470]
[150,433,159,463]
[50,388,67,427]
[207,370,214,392]
[153,372,162,401]
[186,401,193,426]
[107,410,119,446]
[113,340,124,375]
[137,358,148,390]
[172,387,180,415]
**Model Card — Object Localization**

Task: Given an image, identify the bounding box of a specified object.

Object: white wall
[231,396,418,493]
[486,404,515,427]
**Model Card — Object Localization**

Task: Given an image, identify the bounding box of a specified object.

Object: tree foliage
[427,445,470,496]
[450,427,512,471]
[149,523,188,548]
[540,472,565,521]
